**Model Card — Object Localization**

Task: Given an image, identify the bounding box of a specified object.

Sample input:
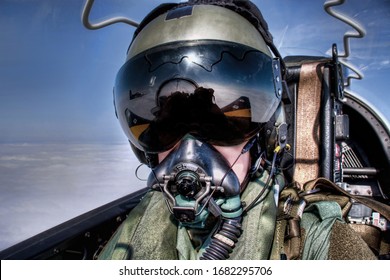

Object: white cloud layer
[0,143,146,251]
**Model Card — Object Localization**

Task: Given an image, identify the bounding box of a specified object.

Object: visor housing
[114,40,281,153]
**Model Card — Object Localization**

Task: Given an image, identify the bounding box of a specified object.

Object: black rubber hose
[200,217,242,260]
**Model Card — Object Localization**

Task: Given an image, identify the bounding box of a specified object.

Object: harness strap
[304,177,390,221]
[293,62,323,186]
[271,182,306,259]
[273,198,342,260]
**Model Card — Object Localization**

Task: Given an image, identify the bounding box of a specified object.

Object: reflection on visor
[115,41,280,153]
[135,87,260,152]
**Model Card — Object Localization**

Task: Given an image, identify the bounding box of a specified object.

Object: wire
[243,149,279,213]
[323,0,366,87]
[196,147,245,216]
[135,163,148,181]
[81,0,139,30]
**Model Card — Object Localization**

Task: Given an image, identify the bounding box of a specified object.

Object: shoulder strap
[293,61,324,185]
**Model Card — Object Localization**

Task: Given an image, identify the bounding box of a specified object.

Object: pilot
[98,0,377,260]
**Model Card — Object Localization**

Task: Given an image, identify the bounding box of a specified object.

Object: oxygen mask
[147,134,243,228]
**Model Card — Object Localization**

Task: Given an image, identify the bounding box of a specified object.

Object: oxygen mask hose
[200,217,242,260]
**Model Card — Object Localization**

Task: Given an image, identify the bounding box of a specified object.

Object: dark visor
[114,40,280,153]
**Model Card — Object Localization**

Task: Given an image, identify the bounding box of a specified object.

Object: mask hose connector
[199,217,242,260]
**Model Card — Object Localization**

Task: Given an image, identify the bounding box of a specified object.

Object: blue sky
[0,0,389,250]
[0,0,162,143]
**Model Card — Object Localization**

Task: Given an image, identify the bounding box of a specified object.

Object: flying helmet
[113,0,284,166]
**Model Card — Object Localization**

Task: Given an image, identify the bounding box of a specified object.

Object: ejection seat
[281,55,390,257]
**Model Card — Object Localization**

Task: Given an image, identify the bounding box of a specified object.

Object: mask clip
[162,173,212,223]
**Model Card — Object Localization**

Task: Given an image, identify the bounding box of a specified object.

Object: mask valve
[162,169,212,224]
[176,170,202,198]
